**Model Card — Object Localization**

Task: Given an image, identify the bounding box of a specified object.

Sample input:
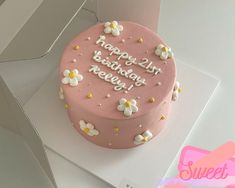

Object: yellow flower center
[83,128,90,134]
[69,72,76,79]
[124,101,132,108]
[110,22,117,29]
[143,137,149,142]
[161,46,169,52]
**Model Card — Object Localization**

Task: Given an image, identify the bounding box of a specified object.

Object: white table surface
[0,0,235,187]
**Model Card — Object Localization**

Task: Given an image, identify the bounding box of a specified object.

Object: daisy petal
[72,69,79,75]
[70,78,78,86]
[172,92,178,101]
[135,135,144,142]
[112,21,118,26]
[79,120,86,129]
[117,104,125,111]
[143,130,153,138]
[87,131,94,136]
[104,27,112,34]
[155,48,162,56]
[118,25,123,31]
[76,74,83,81]
[119,98,127,105]
[91,129,99,136]
[112,28,120,36]
[157,44,164,50]
[63,69,70,76]
[168,50,174,58]
[160,52,168,60]
[131,105,138,113]
[130,99,137,105]
[104,22,111,27]
[174,82,180,90]
[87,123,94,129]
[124,107,132,117]
[62,77,70,84]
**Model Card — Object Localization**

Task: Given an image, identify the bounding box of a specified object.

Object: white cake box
[0,76,57,188]
[23,59,219,188]
[0,0,219,187]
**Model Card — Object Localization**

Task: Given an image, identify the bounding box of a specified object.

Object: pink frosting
[59,21,176,149]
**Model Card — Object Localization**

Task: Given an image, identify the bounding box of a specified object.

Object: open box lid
[0,0,161,63]
[0,0,87,63]
[0,76,57,188]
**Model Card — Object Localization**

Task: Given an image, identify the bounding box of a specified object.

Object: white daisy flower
[79,120,99,136]
[117,98,138,117]
[59,87,64,100]
[172,81,181,101]
[104,21,123,36]
[155,44,174,60]
[134,130,153,145]
[62,69,83,87]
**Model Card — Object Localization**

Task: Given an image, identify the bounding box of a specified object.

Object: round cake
[59,21,180,149]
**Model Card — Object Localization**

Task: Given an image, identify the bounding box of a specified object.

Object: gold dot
[86,92,93,99]
[148,97,155,103]
[113,127,120,133]
[137,37,144,43]
[178,88,182,93]
[160,115,166,120]
[64,104,69,109]
[73,45,80,50]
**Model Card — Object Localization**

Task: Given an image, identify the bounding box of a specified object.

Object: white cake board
[23,60,219,188]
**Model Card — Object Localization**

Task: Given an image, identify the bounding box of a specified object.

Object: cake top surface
[60,21,176,119]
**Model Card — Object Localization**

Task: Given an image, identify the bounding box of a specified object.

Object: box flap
[0,76,57,188]
[0,0,86,63]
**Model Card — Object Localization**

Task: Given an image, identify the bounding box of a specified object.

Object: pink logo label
[160,141,235,187]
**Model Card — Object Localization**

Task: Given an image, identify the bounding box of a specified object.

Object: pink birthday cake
[59,21,181,149]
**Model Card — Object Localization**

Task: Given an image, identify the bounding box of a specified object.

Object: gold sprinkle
[160,115,166,120]
[137,37,144,43]
[64,104,69,109]
[73,45,80,50]
[86,92,93,99]
[148,97,155,103]
[113,127,120,133]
